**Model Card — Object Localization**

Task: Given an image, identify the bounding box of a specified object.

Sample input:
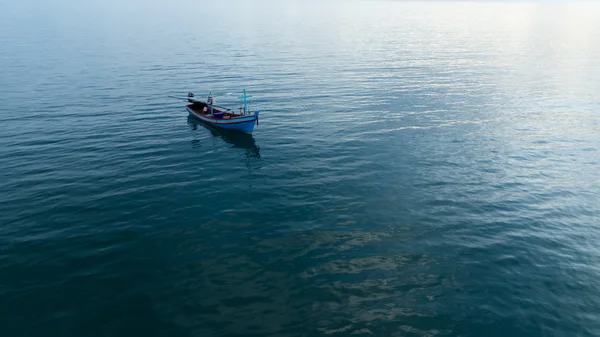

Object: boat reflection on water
[187,116,261,158]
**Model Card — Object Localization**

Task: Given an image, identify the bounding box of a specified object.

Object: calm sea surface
[1,1,599,336]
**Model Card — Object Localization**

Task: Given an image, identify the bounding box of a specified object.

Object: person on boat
[207,95,214,115]
[202,96,214,115]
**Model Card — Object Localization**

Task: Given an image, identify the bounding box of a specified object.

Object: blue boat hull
[186,105,257,134]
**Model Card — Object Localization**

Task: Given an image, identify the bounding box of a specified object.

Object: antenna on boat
[237,89,252,115]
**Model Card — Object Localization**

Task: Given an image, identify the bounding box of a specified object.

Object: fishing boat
[180,90,260,134]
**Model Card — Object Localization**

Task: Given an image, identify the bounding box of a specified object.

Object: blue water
[1,0,600,336]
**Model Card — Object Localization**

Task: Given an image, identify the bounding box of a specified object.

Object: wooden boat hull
[186,104,258,134]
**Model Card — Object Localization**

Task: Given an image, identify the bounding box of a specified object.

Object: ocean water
[1,0,600,336]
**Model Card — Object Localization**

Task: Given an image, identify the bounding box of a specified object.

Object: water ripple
[1,1,600,336]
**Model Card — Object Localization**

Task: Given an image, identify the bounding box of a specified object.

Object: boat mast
[238,89,252,115]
